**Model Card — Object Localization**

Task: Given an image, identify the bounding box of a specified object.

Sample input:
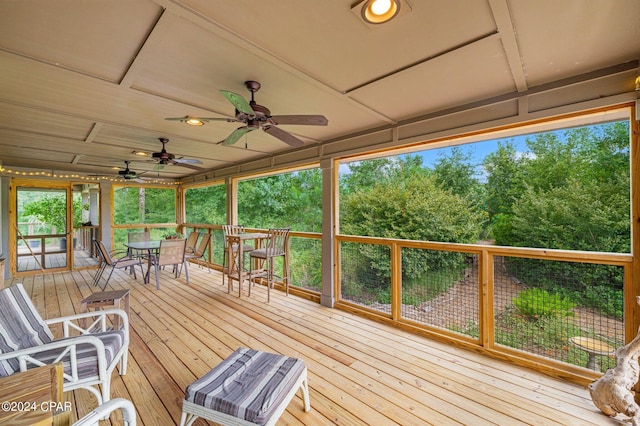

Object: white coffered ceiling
[0,0,638,181]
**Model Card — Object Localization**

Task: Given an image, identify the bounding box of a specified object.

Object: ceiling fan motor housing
[152,151,175,160]
[236,102,270,122]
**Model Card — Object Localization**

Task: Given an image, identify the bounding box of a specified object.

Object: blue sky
[414,134,531,170]
[337,133,536,178]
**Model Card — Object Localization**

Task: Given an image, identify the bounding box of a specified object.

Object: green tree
[340,157,395,196]
[185,184,226,224]
[433,147,481,199]
[492,123,630,317]
[342,170,486,284]
[114,187,175,224]
[495,123,630,253]
[22,195,67,233]
[483,141,526,220]
[238,169,322,232]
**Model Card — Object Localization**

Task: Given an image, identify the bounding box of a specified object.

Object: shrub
[513,288,575,318]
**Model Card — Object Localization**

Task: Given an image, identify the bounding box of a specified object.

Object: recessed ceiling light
[363,0,399,23]
[132,151,148,156]
[351,0,410,27]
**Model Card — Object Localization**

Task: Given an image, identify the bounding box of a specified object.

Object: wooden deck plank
[176,287,461,425]
[155,281,427,425]
[6,266,621,425]
[237,290,514,425]
[271,286,607,424]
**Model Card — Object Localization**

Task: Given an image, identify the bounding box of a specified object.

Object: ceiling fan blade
[269,115,328,126]
[263,125,305,148]
[174,158,203,165]
[219,90,255,116]
[164,116,237,123]
[174,163,205,171]
[221,126,256,146]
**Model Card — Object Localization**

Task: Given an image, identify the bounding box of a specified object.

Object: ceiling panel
[179,0,498,91]
[510,0,640,86]
[131,15,379,137]
[0,103,93,140]
[350,36,514,120]
[0,0,162,82]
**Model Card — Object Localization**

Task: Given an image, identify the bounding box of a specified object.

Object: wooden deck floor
[7,265,620,425]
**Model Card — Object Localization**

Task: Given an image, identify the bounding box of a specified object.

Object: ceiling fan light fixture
[185,117,205,126]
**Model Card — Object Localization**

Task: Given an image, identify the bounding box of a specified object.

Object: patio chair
[127,231,150,245]
[0,283,129,407]
[127,231,150,273]
[148,239,189,290]
[185,232,211,272]
[73,398,136,426]
[184,231,201,255]
[127,231,150,255]
[93,239,143,290]
[222,225,254,286]
[248,228,291,302]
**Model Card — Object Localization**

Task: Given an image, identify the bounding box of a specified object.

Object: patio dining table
[124,240,161,284]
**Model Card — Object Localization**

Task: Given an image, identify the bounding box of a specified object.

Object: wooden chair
[222,225,255,286]
[148,239,189,289]
[93,239,143,290]
[185,232,211,272]
[0,283,129,407]
[248,228,291,302]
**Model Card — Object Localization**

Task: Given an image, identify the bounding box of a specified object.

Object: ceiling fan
[150,138,204,171]
[118,161,145,182]
[165,80,328,148]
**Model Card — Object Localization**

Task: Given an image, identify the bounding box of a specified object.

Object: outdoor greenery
[512,288,575,318]
[22,195,68,234]
[334,121,629,371]
[185,185,226,224]
[340,157,485,288]
[113,187,176,225]
[238,169,322,232]
[339,122,629,310]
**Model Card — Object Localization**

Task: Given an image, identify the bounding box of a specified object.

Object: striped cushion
[32,330,126,378]
[185,348,306,425]
[0,284,54,377]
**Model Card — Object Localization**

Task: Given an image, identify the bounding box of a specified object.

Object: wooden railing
[73,225,99,257]
[336,234,635,383]
[147,224,636,382]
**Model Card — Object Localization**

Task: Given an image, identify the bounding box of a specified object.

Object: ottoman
[179,347,311,426]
